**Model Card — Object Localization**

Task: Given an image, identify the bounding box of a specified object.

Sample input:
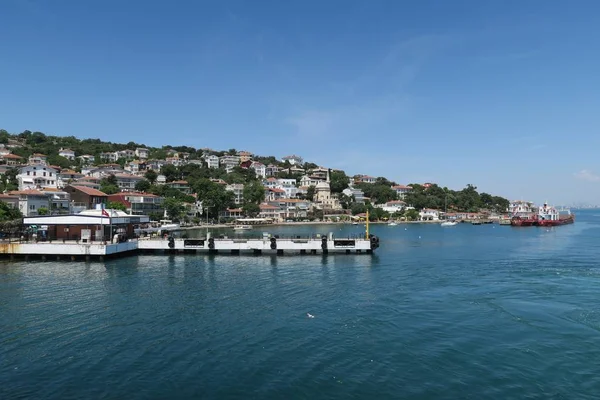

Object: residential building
[58,169,84,188]
[265,188,286,202]
[41,188,71,214]
[78,154,95,164]
[419,208,440,221]
[28,153,47,166]
[117,149,135,159]
[277,178,298,198]
[0,193,19,209]
[125,160,144,174]
[1,153,23,166]
[281,155,303,165]
[300,175,324,187]
[308,167,329,179]
[376,200,406,214]
[357,175,377,184]
[342,187,366,204]
[250,161,266,178]
[391,185,413,199]
[107,192,164,215]
[166,180,191,194]
[58,148,76,160]
[288,166,305,175]
[88,164,125,178]
[220,155,240,172]
[10,189,50,217]
[156,174,167,185]
[238,151,253,163]
[259,203,281,220]
[265,164,280,177]
[17,165,58,190]
[0,147,10,156]
[115,173,145,191]
[263,177,278,189]
[240,160,252,169]
[165,156,183,166]
[74,176,101,190]
[64,185,108,212]
[221,208,243,219]
[268,199,310,219]
[100,152,119,163]
[206,155,220,169]
[146,159,166,171]
[225,183,244,205]
[135,148,149,159]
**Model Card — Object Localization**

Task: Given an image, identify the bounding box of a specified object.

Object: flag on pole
[102,208,110,218]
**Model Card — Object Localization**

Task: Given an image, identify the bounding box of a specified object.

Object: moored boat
[536,204,575,226]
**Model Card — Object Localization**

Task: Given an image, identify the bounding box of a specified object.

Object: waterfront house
[28,153,47,166]
[391,185,413,199]
[64,185,108,213]
[166,180,191,194]
[107,192,164,216]
[135,148,149,159]
[281,155,303,165]
[41,188,71,214]
[419,208,440,221]
[376,200,406,214]
[268,199,310,220]
[221,208,243,219]
[58,148,76,160]
[115,173,145,191]
[259,203,281,221]
[9,189,50,217]
[17,165,58,191]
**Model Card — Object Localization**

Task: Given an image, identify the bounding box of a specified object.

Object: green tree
[405,209,420,221]
[306,185,316,201]
[339,193,354,209]
[163,197,185,221]
[330,170,349,193]
[37,207,49,215]
[161,164,179,182]
[193,178,235,218]
[242,202,260,217]
[135,179,151,192]
[144,169,158,184]
[47,155,73,169]
[243,181,265,204]
[107,201,127,212]
[351,203,368,215]
[0,201,22,221]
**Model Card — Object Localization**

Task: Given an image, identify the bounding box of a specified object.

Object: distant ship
[510,201,574,227]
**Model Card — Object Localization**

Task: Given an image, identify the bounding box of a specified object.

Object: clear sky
[1,0,600,204]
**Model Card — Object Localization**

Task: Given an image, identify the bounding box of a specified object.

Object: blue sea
[2,210,600,399]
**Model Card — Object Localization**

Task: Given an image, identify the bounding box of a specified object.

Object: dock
[0,232,380,261]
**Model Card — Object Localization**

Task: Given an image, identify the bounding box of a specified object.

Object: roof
[282,154,302,159]
[392,185,412,190]
[0,194,18,199]
[31,153,46,157]
[260,203,280,210]
[67,185,108,196]
[226,208,243,212]
[59,148,74,152]
[78,176,100,181]
[168,180,188,184]
[386,200,406,204]
[115,173,143,179]
[109,192,160,198]
[269,188,286,193]
[2,154,22,159]
[9,189,46,196]
[60,169,81,175]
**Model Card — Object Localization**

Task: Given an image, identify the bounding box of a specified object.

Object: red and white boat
[509,201,538,226]
[510,201,574,226]
[536,203,575,226]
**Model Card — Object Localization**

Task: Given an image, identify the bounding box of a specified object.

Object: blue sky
[1,0,600,204]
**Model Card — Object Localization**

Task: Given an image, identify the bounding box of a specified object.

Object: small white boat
[233,224,253,231]
[352,222,359,225]
[441,221,458,227]
[388,221,398,226]
[159,219,181,231]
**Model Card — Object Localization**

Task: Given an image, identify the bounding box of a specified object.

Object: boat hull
[537,216,575,226]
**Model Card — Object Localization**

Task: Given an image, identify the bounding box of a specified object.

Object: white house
[391,185,413,199]
[135,148,149,159]
[18,165,58,190]
[342,187,366,204]
[206,155,220,169]
[58,148,76,160]
[100,152,119,163]
[156,174,167,185]
[281,155,303,165]
[265,164,280,176]
[10,189,50,217]
[115,173,144,191]
[220,155,240,173]
[116,149,135,159]
[376,200,406,214]
[225,183,244,205]
[357,175,377,184]
[300,175,324,187]
[28,153,47,166]
[419,208,440,221]
[250,161,266,178]
[78,154,95,164]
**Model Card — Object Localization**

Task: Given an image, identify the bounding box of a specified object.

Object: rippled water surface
[2,211,600,399]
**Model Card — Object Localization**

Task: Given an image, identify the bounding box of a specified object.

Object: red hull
[537,216,575,226]
[511,215,575,227]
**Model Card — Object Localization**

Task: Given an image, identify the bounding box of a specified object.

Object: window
[33,172,36,176]
[26,171,30,175]
[29,205,36,210]
[43,172,46,177]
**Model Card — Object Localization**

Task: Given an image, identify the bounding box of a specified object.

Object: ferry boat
[509,201,538,226]
[536,203,575,226]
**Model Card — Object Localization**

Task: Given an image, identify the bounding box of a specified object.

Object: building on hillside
[107,192,164,215]
[116,149,135,159]
[265,164,280,177]
[263,177,278,189]
[135,148,149,159]
[419,208,440,221]
[276,178,298,198]
[206,155,220,169]
[17,165,58,191]
[9,189,50,217]
[313,170,341,210]
[146,159,166,171]
[391,185,413,199]
[115,173,145,191]
[165,156,183,166]
[156,174,166,185]
[58,148,76,160]
[89,165,125,178]
[64,185,108,213]
[356,175,377,184]
[342,187,366,204]
[220,155,240,173]
[125,160,145,174]
[74,176,101,190]
[100,152,119,163]
[299,175,324,187]
[250,161,266,178]
[1,153,23,166]
[237,151,253,163]
[225,183,244,205]
[166,180,191,194]
[268,199,310,220]
[58,169,84,188]
[239,160,252,169]
[0,146,10,156]
[288,166,305,175]
[78,154,95,164]
[281,155,303,165]
[41,188,71,214]
[265,188,286,202]
[309,167,329,179]
[221,208,243,219]
[28,153,47,166]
